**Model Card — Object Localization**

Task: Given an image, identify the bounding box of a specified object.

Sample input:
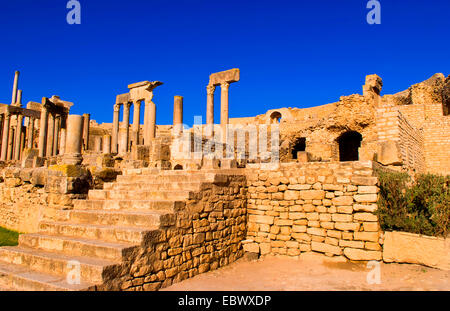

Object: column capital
[221,82,230,91]
[114,103,122,112]
[206,84,216,95]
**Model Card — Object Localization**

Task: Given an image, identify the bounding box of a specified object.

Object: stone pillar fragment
[111,104,120,153]
[173,96,183,136]
[11,71,19,105]
[132,100,141,146]
[53,116,60,156]
[221,82,230,143]
[102,135,111,154]
[38,104,49,157]
[63,115,84,165]
[147,101,156,140]
[206,85,215,137]
[1,113,11,161]
[123,103,131,152]
[14,114,24,160]
[46,113,55,156]
[82,113,90,151]
[59,128,66,155]
[27,117,35,149]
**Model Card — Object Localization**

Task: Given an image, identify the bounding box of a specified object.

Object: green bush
[375,169,450,237]
[0,227,20,246]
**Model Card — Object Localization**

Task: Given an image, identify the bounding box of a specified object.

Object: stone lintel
[209,68,240,86]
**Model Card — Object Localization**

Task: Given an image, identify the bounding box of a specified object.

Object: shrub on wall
[376,168,450,237]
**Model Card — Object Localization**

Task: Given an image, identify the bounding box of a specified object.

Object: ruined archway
[174,164,183,170]
[270,111,282,124]
[291,137,306,159]
[337,131,362,161]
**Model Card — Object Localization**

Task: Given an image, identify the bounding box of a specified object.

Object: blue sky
[0,0,449,125]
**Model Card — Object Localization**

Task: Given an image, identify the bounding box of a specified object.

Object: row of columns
[37,104,67,158]
[0,112,38,161]
[111,99,157,153]
[206,82,230,139]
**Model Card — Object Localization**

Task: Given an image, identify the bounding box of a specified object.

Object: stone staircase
[0,168,219,291]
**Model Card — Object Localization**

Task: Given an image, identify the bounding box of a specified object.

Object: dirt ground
[163,253,449,291]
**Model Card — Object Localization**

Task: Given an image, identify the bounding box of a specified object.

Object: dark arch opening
[337,131,362,161]
[443,100,450,116]
[291,137,306,159]
[174,164,183,170]
[270,111,282,124]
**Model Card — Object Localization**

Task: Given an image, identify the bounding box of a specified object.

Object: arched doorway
[337,131,362,161]
[291,137,306,159]
[270,111,282,124]
[174,164,183,170]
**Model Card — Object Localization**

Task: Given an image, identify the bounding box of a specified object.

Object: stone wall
[376,106,425,173]
[0,167,89,233]
[96,174,247,291]
[244,161,383,261]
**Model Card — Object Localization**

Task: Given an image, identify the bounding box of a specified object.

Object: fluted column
[59,128,66,155]
[123,102,131,152]
[14,114,23,160]
[206,85,215,137]
[132,100,141,146]
[7,125,14,160]
[173,96,183,136]
[46,113,55,156]
[1,112,11,161]
[111,104,120,153]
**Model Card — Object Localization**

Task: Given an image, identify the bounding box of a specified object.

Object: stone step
[0,246,118,284]
[88,189,193,201]
[38,221,153,244]
[67,209,170,227]
[73,199,185,211]
[19,233,137,261]
[116,173,215,184]
[0,261,93,291]
[103,181,201,191]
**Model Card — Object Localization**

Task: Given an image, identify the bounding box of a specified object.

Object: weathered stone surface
[383,231,450,270]
[343,248,382,261]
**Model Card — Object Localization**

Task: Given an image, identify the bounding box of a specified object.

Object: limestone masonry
[0,69,448,290]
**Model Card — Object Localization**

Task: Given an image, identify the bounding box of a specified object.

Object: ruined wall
[0,167,89,232]
[96,174,247,291]
[376,107,425,173]
[244,161,383,261]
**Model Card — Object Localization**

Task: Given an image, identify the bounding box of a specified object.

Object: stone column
[147,101,156,140]
[59,128,66,155]
[102,135,111,154]
[38,105,49,157]
[53,115,61,155]
[173,96,183,136]
[46,113,55,156]
[11,71,19,105]
[1,113,11,161]
[206,85,215,137]
[63,115,84,165]
[143,101,150,144]
[123,102,131,152]
[7,127,14,160]
[94,136,102,152]
[220,82,230,142]
[14,114,24,160]
[132,100,141,146]
[111,104,120,153]
[27,117,35,149]
[16,90,23,107]
[82,113,90,151]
